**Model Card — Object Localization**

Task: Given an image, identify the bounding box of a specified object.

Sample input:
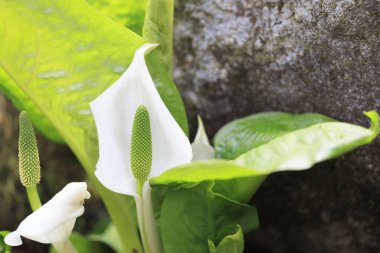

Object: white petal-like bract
[192,116,215,160]
[5,182,90,246]
[90,43,192,195]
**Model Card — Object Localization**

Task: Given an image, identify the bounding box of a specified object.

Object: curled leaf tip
[19,111,41,188]
[131,105,152,182]
[364,111,380,136]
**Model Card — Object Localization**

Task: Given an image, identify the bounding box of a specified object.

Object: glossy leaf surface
[215,112,335,159]
[152,112,378,184]
[152,182,258,253]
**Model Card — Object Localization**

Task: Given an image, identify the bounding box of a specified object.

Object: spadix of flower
[191,116,215,160]
[90,43,192,196]
[5,182,90,247]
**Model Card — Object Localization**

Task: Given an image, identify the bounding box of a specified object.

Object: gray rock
[173,0,380,252]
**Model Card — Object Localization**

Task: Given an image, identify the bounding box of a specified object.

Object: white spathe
[191,116,215,160]
[5,182,90,246]
[90,43,192,196]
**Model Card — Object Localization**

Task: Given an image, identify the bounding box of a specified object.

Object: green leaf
[215,112,335,160]
[0,1,148,252]
[0,67,64,142]
[151,112,379,186]
[143,0,173,76]
[208,225,244,253]
[87,0,147,34]
[235,112,378,172]
[0,231,11,253]
[153,182,258,253]
[143,0,188,135]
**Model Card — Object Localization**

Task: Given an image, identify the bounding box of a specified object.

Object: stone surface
[173,0,380,252]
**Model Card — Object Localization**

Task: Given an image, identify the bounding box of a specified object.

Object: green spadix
[131,105,152,182]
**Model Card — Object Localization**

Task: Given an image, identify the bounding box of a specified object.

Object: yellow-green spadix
[18,111,40,188]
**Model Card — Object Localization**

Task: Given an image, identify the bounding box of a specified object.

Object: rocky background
[0,0,379,252]
[173,0,380,253]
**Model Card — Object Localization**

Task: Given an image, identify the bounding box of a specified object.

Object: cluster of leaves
[0,1,378,253]
[150,112,379,252]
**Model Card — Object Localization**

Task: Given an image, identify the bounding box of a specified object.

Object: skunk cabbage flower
[90,43,192,196]
[5,182,90,247]
[90,44,218,253]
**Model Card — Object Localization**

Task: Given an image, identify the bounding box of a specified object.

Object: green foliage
[0,0,190,251]
[151,111,378,252]
[0,65,63,142]
[152,112,378,186]
[0,231,11,253]
[214,112,335,159]
[143,0,189,136]
[87,0,147,34]
[208,225,244,253]
[152,182,258,253]
[0,0,148,251]
[143,0,174,75]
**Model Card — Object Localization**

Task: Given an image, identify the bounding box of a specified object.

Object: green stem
[26,186,42,211]
[88,173,143,253]
[136,182,150,253]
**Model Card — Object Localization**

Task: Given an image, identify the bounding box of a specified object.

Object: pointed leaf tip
[18,111,41,188]
[364,111,380,136]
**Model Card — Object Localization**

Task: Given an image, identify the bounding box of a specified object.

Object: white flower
[90,43,215,253]
[5,182,90,247]
[90,43,192,197]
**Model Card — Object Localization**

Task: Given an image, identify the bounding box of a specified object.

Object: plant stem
[89,173,143,253]
[136,181,150,253]
[26,186,42,211]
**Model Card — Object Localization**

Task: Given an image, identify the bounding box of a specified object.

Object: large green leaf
[0,67,64,142]
[87,0,147,34]
[214,112,335,160]
[143,0,189,135]
[0,0,149,251]
[151,112,379,186]
[153,182,258,253]
[212,112,335,202]
[143,0,173,76]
